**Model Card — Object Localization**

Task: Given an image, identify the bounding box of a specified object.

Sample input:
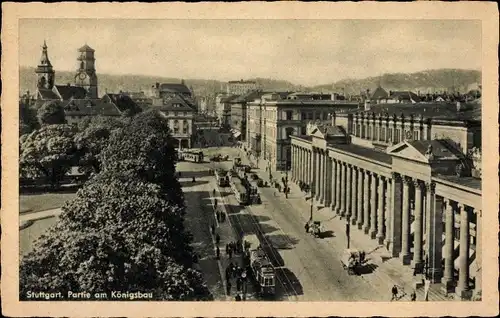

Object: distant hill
[19,66,303,98]
[311,69,481,95]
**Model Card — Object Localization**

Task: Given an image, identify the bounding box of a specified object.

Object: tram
[230,177,249,205]
[182,151,204,163]
[215,169,230,187]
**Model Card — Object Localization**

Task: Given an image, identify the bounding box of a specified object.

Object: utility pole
[309,184,314,221]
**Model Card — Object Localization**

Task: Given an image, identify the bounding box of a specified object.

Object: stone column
[442,198,455,293]
[340,162,346,216]
[400,176,412,264]
[317,152,323,203]
[310,150,316,190]
[456,204,471,298]
[351,167,358,225]
[363,170,370,234]
[357,168,364,229]
[330,158,336,210]
[321,152,327,204]
[369,173,378,239]
[412,180,424,267]
[345,164,352,220]
[474,209,482,297]
[315,150,320,200]
[388,173,403,257]
[425,182,443,283]
[324,156,332,207]
[335,160,341,214]
[376,176,385,244]
[299,148,303,182]
[291,146,296,181]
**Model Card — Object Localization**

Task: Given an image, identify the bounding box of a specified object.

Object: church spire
[39,39,52,67]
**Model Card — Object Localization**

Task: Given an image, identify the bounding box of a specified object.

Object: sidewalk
[240,150,453,301]
[209,179,257,301]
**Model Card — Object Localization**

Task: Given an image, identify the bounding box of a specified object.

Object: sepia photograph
[2,2,498,317]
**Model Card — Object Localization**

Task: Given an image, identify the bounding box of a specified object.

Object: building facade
[226,80,258,95]
[247,93,359,171]
[152,95,195,149]
[216,94,239,128]
[290,102,482,299]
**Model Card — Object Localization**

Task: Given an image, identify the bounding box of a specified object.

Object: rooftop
[435,174,481,191]
[331,143,392,164]
[349,102,481,121]
[159,83,191,94]
[78,44,95,52]
[54,85,87,100]
[62,99,121,117]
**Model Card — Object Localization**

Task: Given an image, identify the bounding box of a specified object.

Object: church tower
[35,40,55,90]
[74,44,98,99]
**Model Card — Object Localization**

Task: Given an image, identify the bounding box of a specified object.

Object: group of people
[225,262,248,299]
[298,181,310,193]
[390,285,417,301]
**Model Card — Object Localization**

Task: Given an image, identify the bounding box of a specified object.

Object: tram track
[212,182,300,301]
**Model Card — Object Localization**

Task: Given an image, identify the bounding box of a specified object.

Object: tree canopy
[19,101,39,135]
[19,124,77,186]
[20,110,211,301]
[74,116,126,175]
[20,172,208,300]
[37,101,66,126]
[100,110,184,207]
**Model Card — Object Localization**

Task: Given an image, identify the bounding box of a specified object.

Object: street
[178,152,385,301]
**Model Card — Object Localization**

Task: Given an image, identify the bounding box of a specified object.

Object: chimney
[364,100,371,111]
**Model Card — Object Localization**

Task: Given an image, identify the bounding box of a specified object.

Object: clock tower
[35,40,55,90]
[74,44,98,99]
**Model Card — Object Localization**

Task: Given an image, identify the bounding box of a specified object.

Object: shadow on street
[179,180,210,187]
[275,267,304,296]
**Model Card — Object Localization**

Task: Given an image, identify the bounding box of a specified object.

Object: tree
[74,116,126,175]
[100,110,184,208]
[20,172,210,300]
[20,124,77,186]
[115,95,142,117]
[19,101,39,135]
[37,101,66,126]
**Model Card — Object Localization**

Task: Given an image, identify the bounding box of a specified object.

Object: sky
[19,19,481,87]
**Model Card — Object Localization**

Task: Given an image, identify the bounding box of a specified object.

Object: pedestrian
[391,285,398,301]
[236,277,242,291]
[235,294,241,301]
[221,212,226,222]
[214,198,218,207]
[226,281,232,295]
[215,233,220,245]
[226,243,230,255]
[211,224,215,235]
[216,246,220,260]
[228,247,233,259]
[411,290,417,301]
[225,267,231,280]
[216,211,221,223]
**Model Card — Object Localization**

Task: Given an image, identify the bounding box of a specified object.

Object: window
[301,112,307,120]
[286,110,293,120]
[285,127,295,139]
[413,130,419,140]
[322,112,328,120]
[301,126,307,135]
[315,112,321,120]
[307,112,313,120]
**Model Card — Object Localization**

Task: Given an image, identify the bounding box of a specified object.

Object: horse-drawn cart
[340,249,366,275]
[306,220,322,237]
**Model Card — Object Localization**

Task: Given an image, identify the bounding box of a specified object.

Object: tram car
[181,151,204,163]
[215,169,230,187]
[242,234,276,296]
[230,177,249,205]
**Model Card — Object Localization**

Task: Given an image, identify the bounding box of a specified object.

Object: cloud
[20,19,481,86]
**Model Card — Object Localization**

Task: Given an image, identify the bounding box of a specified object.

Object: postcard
[1,2,498,317]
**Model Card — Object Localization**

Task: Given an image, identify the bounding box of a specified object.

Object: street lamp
[308,184,315,221]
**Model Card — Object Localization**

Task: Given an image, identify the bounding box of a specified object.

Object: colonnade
[290,143,480,297]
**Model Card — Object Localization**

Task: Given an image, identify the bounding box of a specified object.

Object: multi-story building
[215,93,239,128]
[151,95,195,149]
[229,90,267,142]
[226,80,258,95]
[247,92,359,171]
[290,100,482,299]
